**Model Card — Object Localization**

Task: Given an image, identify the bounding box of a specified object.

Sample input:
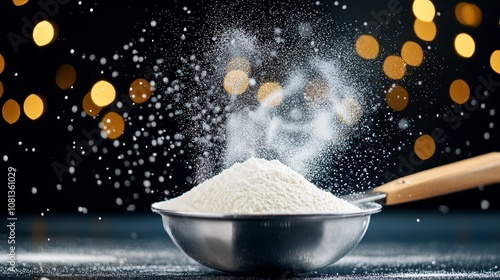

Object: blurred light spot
[23,94,45,120]
[398,118,409,130]
[304,79,329,104]
[386,85,409,111]
[414,19,437,41]
[129,78,152,104]
[454,33,475,58]
[490,50,500,74]
[355,34,379,60]
[413,0,435,22]
[383,55,406,80]
[298,22,313,38]
[91,80,116,107]
[223,70,249,95]
[257,82,283,108]
[0,53,4,74]
[414,134,436,160]
[455,2,482,27]
[480,200,489,210]
[401,41,423,67]
[82,92,101,117]
[55,64,76,90]
[449,79,470,104]
[0,81,3,98]
[13,0,29,5]
[101,112,125,139]
[336,98,362,125]
[2,99,21,124]
[33,20,58,47]
[226,57,251,74]
[438,205,450,214]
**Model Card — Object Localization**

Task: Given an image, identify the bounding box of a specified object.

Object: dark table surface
[2,209,500,279]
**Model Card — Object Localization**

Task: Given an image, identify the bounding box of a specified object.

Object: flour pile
[155,158,359,214]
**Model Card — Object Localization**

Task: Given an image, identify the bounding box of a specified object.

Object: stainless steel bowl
[151,202,381,275]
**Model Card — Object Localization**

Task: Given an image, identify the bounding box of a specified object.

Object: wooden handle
[374,152,500,205]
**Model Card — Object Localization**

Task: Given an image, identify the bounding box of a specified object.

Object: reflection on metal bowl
[151,202,381,275]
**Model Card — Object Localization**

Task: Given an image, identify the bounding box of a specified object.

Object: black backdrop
[1,0,499,215]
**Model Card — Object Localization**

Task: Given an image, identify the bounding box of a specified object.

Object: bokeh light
[0,81,3,99]
[336,98,362,125]
[91,80,116,107]
[355,34,379,60]
[223,70,249,95]
[129,78,152,104]
[226,57,251,74]
[383,55,406,80]
[414,19,437,42]
[101,111,125,139]
[449,79,470,104]
[82,92,102,117]
[33,20,58,47]
[455,2,482,27]
[412,0,436,22]
[490,50,500,74]
[304,79,329,104]
[386,85,409,111]
[257,82,283,108]
[414,134,436,160]
[401,41,423,67]
[2,99,21,124]
[23,94,45,120]
[0,53,5,74]
[13,0,29,6]
[55,64,77,90]
[454,33,475,58]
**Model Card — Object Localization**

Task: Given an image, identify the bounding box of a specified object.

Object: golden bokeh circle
[386,85,409,111]
[257,82,284,108]
[401,41,423,67]
[0,53,5,74]
[454,33,475,58]
[91,80,116,107]
[82,92,102,117]
[304,79,329,104]
[355,34,380,60]
[23,94,45,120]
[413,0,436,22]
[226,57,251,74]
[223,70,249,95]
[13,0,29,6]
[0,81,3,98]
[414,134,436,160]
[455,2,482,27]
[337,98,362,126]
[55,64,77,90]
[2,99,21,124]
[33,20,58,47]
[489,50,500,74]
[101,112,125,140]
[449,79,470,104]
[414,19,437,42]
[383,55,406,80]
[129,78,152,104]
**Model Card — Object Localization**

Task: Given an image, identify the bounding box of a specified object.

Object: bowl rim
[151,201,382,220]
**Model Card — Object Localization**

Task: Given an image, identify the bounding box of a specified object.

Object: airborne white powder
[155,158,359,214]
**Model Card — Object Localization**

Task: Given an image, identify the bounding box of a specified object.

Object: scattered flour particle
[156,158,359,214]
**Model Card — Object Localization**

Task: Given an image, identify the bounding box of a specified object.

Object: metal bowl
[151,202,381,275]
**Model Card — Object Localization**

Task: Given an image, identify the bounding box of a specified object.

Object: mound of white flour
[155,158,359,214]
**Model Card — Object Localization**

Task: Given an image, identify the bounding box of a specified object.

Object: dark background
[1,0,499,216]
